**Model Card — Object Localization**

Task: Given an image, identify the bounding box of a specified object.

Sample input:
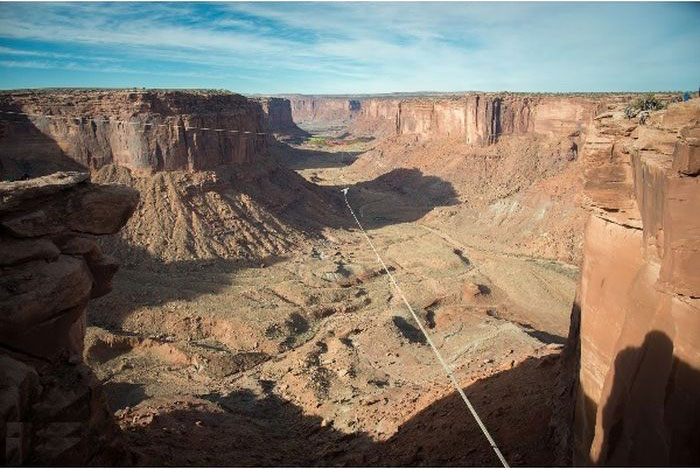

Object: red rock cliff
[572,99,700,465]
[254,97,308,137]
[288,95,362,123]
[0,171,139,465]
[0,90,268,178]
[287,94,598,145]
[393,95,597,144]
[1,90,338,264]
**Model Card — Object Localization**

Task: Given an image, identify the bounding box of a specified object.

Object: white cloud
[0,2,697,93]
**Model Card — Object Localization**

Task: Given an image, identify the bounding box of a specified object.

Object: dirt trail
[88,127,576,466]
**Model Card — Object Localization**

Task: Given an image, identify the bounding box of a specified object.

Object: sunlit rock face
[572,99,700,466]
[287,93,599,145]
[0,171,138,465]
[288,95,364,124]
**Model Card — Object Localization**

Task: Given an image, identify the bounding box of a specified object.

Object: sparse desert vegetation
[1,1,699,467]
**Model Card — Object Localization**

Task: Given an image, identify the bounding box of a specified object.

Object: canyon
[1,89,698,466]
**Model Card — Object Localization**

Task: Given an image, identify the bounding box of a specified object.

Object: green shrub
[625,95,665,118]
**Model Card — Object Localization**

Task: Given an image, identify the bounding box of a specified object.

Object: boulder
[461,282,485,301]
[0,171,138,465]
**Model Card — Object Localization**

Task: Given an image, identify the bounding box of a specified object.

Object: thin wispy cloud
[0,2,698,93]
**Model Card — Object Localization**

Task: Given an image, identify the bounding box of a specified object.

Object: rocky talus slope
[0,172,138,464]
[0,90,342,263]
[90,162,338,264]
[571,99,700,465]
[309,93,620,264]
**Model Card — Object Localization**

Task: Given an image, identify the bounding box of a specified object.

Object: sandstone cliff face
[0,90,338,263]
[0,90,267,178]
[573,99,700,465]
[394,95,596,144]
[287,94,598,145]
[254,97,308,137]
[0,172,138,465]
[288,96,362,124]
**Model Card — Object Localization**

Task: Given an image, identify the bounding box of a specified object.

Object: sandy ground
[87,129,577,466]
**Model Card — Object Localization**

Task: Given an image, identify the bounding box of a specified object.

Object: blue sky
[0,2,698,94]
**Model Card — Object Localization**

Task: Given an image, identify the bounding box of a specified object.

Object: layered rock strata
[0,90,268,179]
[287,94,602,145]
[288,95,362,124]
[0,90,339,263]
[0,171,138,465]
[254,97,308,137]
[572,99,700,465]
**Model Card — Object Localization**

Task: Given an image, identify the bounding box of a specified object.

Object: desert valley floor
[85,121,576,466]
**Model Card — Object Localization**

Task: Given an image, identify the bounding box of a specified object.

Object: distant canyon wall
[0,90,269,179]
[571,99,700,465]
[287,94,601,144]
[254,97,308,137]
[288,96,362,123]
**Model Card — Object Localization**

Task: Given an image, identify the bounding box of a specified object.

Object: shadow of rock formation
[118,354,560,466]
[333,167,460,230]
[86,234,287,331]
[103,382,149,413]
[245,163,458,232]
[0,104,86,181]
[593,331,700,466]
[270,139,362,170]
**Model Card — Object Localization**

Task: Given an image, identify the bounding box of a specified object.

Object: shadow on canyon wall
[575,331,700,466]
[117,354,560,467]
[0,106,86,180]
[270,139,362,170]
